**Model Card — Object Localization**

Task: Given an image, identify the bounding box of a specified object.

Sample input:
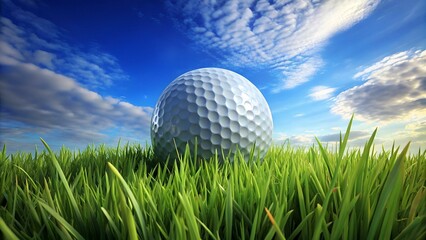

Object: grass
[0,120,425,239]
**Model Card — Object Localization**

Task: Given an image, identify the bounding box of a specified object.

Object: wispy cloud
[0,0,152,151]
[384,121,426,152]
[1,0,128,90]
[166,0,380,91]
[0,62,152,151]
[33,50,55,68]
[15,0,38,8]
[332,49,426,123]
[319,130,370,142]
[309,85,336,101]
[275,132,315,146]
[403,121,426,144]
[275,130,372,147]
[275,55,324,91]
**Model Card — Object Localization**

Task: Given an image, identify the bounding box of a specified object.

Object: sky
[1,0,425,153]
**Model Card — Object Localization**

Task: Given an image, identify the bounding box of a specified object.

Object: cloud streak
[332,50,426,123]
[275,130,372,147]
[319,131,370,142]
[1,0,128,89]
[309,85,336,101]
[0,0,152,151]
[0,62,152,149]
[166,0,380,91]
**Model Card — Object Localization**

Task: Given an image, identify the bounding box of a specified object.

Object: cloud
[274,130,387,151]
[0,1,153,151]
[399,121,426,148]
[319,130,370,142]
[0,62,153,149]
[394,121,426,145]
[332,50,426,123]
[33,50,55,68]
[275,132,315,146]
[1,0,128,89]
[375,121,426,153]
[13,7,60,39]
[16,0,38,8]
[276,130,372,146]
[275,55,324,91]
[166,0,379,90]
[309,86,336,101]
[405,121,426,133]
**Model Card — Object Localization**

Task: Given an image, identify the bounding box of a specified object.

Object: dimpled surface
[151,68,273,161]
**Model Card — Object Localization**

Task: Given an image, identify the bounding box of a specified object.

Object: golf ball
[151,68,273,161]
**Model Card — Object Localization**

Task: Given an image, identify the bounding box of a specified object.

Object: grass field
[0,120,425,240]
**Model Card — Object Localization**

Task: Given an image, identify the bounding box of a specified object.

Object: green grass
[0,121,425,239]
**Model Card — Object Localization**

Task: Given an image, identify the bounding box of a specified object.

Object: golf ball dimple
[151,68,273,161]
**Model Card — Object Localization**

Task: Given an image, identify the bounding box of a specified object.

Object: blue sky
[1,0,425,153]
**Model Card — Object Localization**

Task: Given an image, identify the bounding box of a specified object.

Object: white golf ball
[151,68,273,161]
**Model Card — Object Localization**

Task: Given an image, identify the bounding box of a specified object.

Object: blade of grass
[38,201,84,240]
[288,210,315,240]
[394,215,426,240]
[265,207,286,240]
[225,180,233,240]
[408,187,425,223]
[331,128,377,239]
[196,217,217,240]
[178,192,201,239]
[0,217,19,240]
[367,142,410,240]
[339,114,354,159]
[124,203,138,240]
[107,162,147,239]
[312,115,353,240]
[40,138,83,222]
[101,207,121,237]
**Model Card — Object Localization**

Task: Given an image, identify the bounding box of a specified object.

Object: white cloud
[332,50,426,123]
[276,55,324,91]
[289,134,315,145]
[0,40,23,65]
[13,7,60,39]
[405,121,426,132]
[33,50,55,68]
[330,48,426,154]
[275,132,315,145]
[1,0,128,89]
[0,62,153,149]
[319,130,370,142]
[353,51,411,79]
[167,0,380,90]
[0,1,152,152]
[276,130,372,146]
[383,122,426,153]
[309,85,336,101]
